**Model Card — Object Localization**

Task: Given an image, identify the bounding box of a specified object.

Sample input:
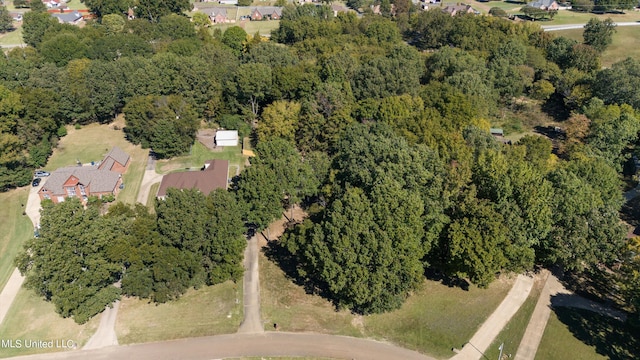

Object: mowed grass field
[0,188,31,292]
[0,287,100,358]
[553,26,640,67]
[260,250,514,359]
[44,122,148,205]
[156,141,246,177]
[115,281,243,344]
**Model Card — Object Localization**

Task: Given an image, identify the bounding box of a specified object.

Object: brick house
[39,147,130,204]
[157,159,229,199]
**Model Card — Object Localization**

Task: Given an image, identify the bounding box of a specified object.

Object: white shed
[215,130,239,147]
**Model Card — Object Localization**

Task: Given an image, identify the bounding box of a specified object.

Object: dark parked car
[34,170,50,177]
[32,178,41,187]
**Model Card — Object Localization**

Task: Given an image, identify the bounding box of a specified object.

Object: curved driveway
[8,332,434,360]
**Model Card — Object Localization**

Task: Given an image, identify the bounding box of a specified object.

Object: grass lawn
[156,141,246,176]
[0,26,23,46]
[468,0,523,14]
[484,274,544,360]
[115,281,243,344]
[45,122,148,205]
[212,20,280,36]
[553,26,640,67]
[0,287,100,358]
[0,188,32,292]
[146,182,161,209]
[260,249,514,359]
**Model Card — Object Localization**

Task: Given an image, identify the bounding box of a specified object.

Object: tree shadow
[558,267,626,310]
[550,305,639,359]
[424,267,470,291]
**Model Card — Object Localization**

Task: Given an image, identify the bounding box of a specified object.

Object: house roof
[40,166,121,196]
[443,4,476,14]
[215,130,238,141]
[52,11,82,23]
[101,146,130,169]
[528,0,556,7]
[157,159,229,198]
[252,6,283,16]
[200,7,228,17]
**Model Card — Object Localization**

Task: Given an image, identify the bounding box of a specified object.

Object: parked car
[34,170,50,177]
[32,178,41,187]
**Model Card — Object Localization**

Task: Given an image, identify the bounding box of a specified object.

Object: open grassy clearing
[260,242,514,359]
[468,0,523,14]
[0,188,31,292]
[0,26,23,46]
[213,20,280,36]
[44,122,148,205]
[156,141,246,176]
[115,280,243,345]
[484,274,544,360]
[0,287,99,359]
[554,26,640,67]
[146,182,161,208]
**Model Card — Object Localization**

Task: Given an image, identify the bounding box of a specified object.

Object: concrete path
[8,332,434,360]
[451,274,534,360]
[82,301,120,350]
[237,235,263,334]
[514,271,627,360]
[135,155,163,204]
[542,22,640,31]
[0,184,41,325]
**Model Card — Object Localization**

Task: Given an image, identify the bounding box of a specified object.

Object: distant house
[331,4,349,16]
[442,3,478,16]
[215,130,239,147]
[490,128,504,137]
[52,11,83,24]
[10,13,23,22]
[201,7,229,23]
[157,159,229,199]
[250,7,282,21]
[219,0,238,4]
[38,147,130,204]
[527,0,559,10]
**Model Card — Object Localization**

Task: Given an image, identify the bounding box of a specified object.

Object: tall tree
[135,0,191,22]
[583,17,616,53]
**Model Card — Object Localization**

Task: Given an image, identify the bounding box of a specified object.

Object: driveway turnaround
[6,332,434,360]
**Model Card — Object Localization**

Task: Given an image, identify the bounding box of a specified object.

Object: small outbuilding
[215,130,239,147]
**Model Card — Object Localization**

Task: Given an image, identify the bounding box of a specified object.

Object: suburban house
[527,0,559,10]
[52,11,83,24]
[201,7,229,23]
[215,130,239,147]
[331,4,349,16]
[442,4,478,15]
[250,7,282,21]
[157,159,229,199]
[11,13,23,21]
[38,147,130,204]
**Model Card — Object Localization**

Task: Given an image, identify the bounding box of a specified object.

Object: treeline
[7,3,640,324]
[16,189,246,323]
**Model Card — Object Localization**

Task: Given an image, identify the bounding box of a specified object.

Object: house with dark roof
[52,11,83,24]
[200,7,230,23]
[250,7,283,21]
[38,147,129,204]
[157,159,229,199]
[442,4,478,16]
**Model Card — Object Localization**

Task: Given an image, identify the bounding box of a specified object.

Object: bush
[74,124,81,130]
[57,125,67,137]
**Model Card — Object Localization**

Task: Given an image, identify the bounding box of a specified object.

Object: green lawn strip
[156,141,245,176]
[211,20,280,36]
[260,248,514,358]
[484,276,543,360]
[64,0,90,10]
[0,188,31,292]
[145,182,160,209]
[363,277,513,359]
[0,287,99,359]
[115,280,243,345]
[468,0,523,14]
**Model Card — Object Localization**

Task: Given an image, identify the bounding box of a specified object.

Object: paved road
[451,274,534,360]
[237,235,263,334]
[135,155,163,204]
[8,332,434,360]
[0,184,41,325]
[542,22,640,31]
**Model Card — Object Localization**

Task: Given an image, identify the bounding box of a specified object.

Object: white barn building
[215,130,239,147]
